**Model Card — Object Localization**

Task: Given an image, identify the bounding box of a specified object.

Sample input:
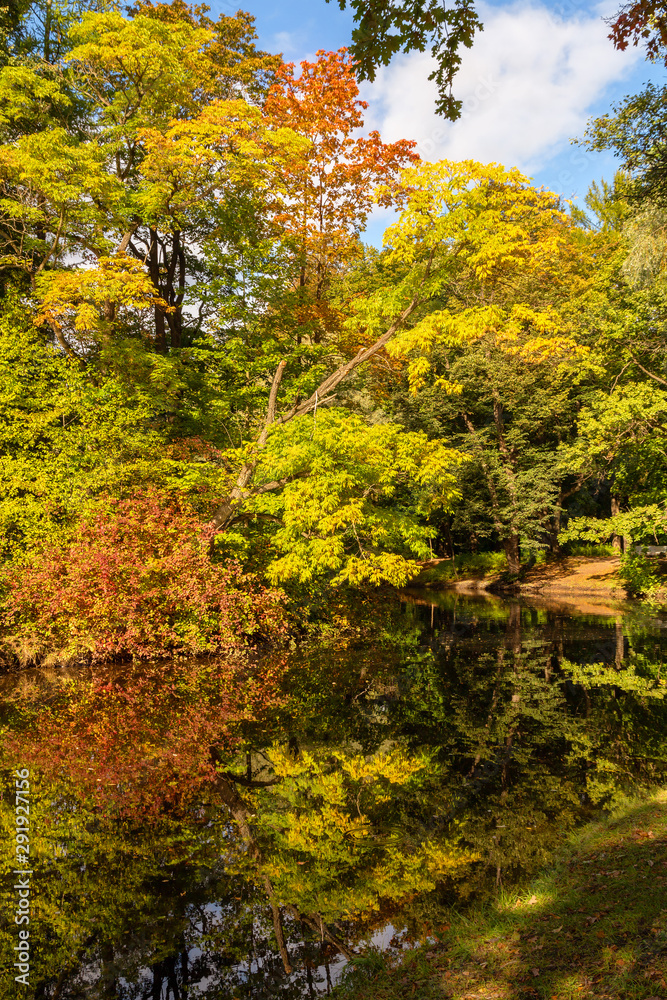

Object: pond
[2,591,667,998]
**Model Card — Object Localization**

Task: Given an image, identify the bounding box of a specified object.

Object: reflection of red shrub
[3,490,287,662]
[4,656,289,815]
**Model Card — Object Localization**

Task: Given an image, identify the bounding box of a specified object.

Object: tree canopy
[0,0,666,646]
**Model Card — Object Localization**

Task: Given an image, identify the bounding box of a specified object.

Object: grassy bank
[334,789,667,999]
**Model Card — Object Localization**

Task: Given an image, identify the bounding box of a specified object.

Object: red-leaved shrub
[3,490,287,663]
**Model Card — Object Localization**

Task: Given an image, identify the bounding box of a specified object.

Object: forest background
[1,0,667,665]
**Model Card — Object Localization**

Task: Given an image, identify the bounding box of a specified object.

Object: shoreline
[416,555,630,604]
[334,788,667,999]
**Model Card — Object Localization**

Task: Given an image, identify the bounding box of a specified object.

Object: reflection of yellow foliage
[334,745,425,786]
[251,744,477,923]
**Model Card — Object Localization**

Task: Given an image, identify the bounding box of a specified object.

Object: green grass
[416,552,509,586]
[333,789,667,999]
[415,551,552,587]
[566,543,617,558]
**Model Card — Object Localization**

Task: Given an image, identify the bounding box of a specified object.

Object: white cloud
[360,0,644,176]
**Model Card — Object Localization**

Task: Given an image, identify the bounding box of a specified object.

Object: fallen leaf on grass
[552,925,563,934]
[527,895,538,905]
[532,967,540,977]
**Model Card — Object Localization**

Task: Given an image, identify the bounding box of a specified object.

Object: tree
[390,335,590,571]
[335,160,616,572]
[247,409,464,586]
[580,81,667,206]
[569,169,634,233]
[0,14,449,593]
[263,48,417,345]
[326,0,483,119]
[0,4,284,350]
[607,1,667,64]
[0,301,164,558]
[3,489,288,662]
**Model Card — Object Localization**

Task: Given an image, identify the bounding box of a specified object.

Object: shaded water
[2,592,667,997]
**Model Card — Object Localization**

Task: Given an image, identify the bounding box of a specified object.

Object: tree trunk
[211,770,354,966]
[148,228,167,352]
[550,495,563,555]
[209,287,426,536]
[611,495,622,553]
[264,876,292,974]
[506,602,521,654]
[504,534,520,576]
[442,516,455,559]
[615,617,625,666]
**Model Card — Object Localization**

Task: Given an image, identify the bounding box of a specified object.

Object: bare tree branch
[629,353,667,387]
[210,287,425,533]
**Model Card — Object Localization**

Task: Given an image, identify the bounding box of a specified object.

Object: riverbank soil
[416,557,628,602]
[334,790,667,999]
[518,556,626,601]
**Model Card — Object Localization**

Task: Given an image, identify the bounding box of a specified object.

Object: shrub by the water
[2,491,287,664]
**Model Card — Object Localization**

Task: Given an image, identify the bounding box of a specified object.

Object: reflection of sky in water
[119,919,410,995]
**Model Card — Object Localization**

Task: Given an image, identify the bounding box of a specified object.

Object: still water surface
[2,592,667,997]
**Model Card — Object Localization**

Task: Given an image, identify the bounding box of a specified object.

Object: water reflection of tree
[392,599,667,898]
[2,599,667,997]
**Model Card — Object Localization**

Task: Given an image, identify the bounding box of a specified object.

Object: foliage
[326,0,483,119]
[249,409,465,586]
[607,1,667,64]
[345,158,614,571]
[245,743,475,923]
[1,656,288,814]
[0,3,290,350]
[0,304,171,559]
[332,789,667,999]
[581,80,667,205]
[264,48,417,336]
[2,595,666,993]
[2,0,667,651]
[569,169,634,234]
[2,593,667,991]
[414,551,509,586]
[567,542,616,558]
[566,382,667,503]
[619,550,663,597]
[2,490,287,663]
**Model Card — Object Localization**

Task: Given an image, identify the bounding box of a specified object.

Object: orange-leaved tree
[263,48,418,344]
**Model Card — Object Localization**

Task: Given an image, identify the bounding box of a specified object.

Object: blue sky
[211,0,664,243]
